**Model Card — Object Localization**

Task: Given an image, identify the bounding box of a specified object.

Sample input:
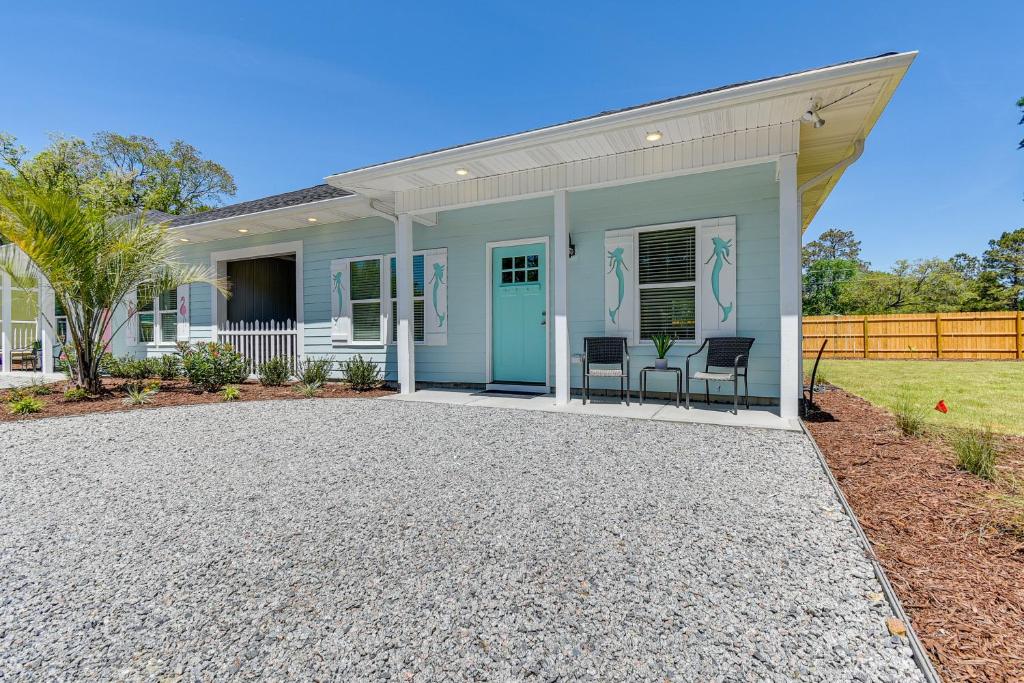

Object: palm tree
[0,178,225,393]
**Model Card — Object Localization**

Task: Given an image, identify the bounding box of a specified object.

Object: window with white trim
[349,257,383,342]
[637,226,696,341]
[137,288,178,345]
[389,255,425,344]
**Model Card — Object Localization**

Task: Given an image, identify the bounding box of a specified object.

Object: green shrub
[100,352,120,377]
[63,387,90,402]
[123,385,158,406]
[9,396,44,415]
[222,385,241,402]
[156,353,182,380]
[258,356,291,386]
[294,381,322,398]
[341,354,382,391]
[180,342,248,392]
[24,381,53,396]
[892,389,926,437]
[297,356,334,387]
[57,347,76,377]
[951,428,998,481]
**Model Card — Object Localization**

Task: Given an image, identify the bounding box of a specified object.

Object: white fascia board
[325,52,916,189]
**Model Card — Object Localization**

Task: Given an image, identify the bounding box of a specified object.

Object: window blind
[638,228,695,284]
[639,287,696,340]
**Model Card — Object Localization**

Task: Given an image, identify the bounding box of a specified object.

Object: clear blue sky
[2,2,1021,269]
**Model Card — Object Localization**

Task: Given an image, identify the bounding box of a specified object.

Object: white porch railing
[217,319,299,375]
[9,322,38,351]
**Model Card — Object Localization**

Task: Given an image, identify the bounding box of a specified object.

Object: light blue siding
[168,162,781,397]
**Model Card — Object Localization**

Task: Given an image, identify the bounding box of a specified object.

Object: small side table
[639,366,682,407]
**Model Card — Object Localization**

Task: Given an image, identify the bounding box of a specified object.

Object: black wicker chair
[582,337,630,405]
[684,337,755,414]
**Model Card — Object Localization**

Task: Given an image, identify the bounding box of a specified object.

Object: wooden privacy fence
[803,311,1024,360]
[217,319,299,375]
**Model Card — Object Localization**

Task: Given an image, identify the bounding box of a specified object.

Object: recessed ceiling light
[455,168,469,177]
[307,217,318,222]
[645,131,663,142]
[179,238,189,242]
[238,228,249,233]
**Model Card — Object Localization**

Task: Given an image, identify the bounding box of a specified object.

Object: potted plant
[652,334,674,369]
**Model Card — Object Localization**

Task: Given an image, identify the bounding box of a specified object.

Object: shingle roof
[330,52,899,177]
[168,184,353,227]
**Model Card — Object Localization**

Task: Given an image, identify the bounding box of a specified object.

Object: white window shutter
[423,248,447,346]
[330,259,351,342]
[604,230,635,343]
[176,284,190,342]
[699,217,737,337]
[124,289,137,346]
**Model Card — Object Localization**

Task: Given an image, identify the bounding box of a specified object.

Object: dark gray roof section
[168,184,353,227]
[330,52,899,176]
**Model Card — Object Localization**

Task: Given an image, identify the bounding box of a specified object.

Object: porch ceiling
[326,52,915,230]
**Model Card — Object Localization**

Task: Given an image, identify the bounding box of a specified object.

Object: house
[2,52,915,421]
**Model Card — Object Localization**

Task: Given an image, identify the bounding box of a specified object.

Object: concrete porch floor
[0,371,66,389]
[381,388,800,431]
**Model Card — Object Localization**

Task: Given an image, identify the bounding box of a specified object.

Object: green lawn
[811,360,1024,435]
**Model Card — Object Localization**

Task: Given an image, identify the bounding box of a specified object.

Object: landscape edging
[799,419,943,683]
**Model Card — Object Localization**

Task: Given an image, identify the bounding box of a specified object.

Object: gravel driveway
[0,400,923,682]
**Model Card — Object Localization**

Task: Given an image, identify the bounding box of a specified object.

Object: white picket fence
[217,319,299,375]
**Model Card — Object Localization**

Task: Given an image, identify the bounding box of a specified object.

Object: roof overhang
[166,194,376,245]
[326,52,916,230]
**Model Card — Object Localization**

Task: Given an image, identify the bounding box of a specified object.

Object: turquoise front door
[491,242,547,384]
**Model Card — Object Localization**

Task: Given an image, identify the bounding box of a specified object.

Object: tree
[803,228,866,270]
[1018,95,1024,150]
[0,178,226,393]
[0,131,235,218]
[802,258,859,315]
[837,258,969,314]
[949,252,981,280]
[982,228,1024,310]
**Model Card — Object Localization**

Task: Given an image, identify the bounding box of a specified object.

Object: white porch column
[39,282,56,374]
[1,272,11,374]
[395,213,416,394]
[552,190,571,405]
[778,153,801,420]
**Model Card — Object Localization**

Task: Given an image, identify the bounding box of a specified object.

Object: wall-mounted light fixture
[568,233,577,258]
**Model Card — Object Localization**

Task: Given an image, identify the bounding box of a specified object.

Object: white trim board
[209,240,304,354]
[484,236,551,392]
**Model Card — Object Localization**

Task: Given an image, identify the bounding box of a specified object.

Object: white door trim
[209,240,304,356]
[484,236,551,393]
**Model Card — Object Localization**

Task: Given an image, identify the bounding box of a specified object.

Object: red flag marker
[935,400,948,414]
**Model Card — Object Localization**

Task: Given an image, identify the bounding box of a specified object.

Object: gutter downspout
[367,198,399,225]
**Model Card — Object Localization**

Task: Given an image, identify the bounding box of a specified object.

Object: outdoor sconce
[569,233,577,258]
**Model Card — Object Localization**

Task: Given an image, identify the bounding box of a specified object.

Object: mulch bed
[0,378,393,422]
[805,388,1024,682]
